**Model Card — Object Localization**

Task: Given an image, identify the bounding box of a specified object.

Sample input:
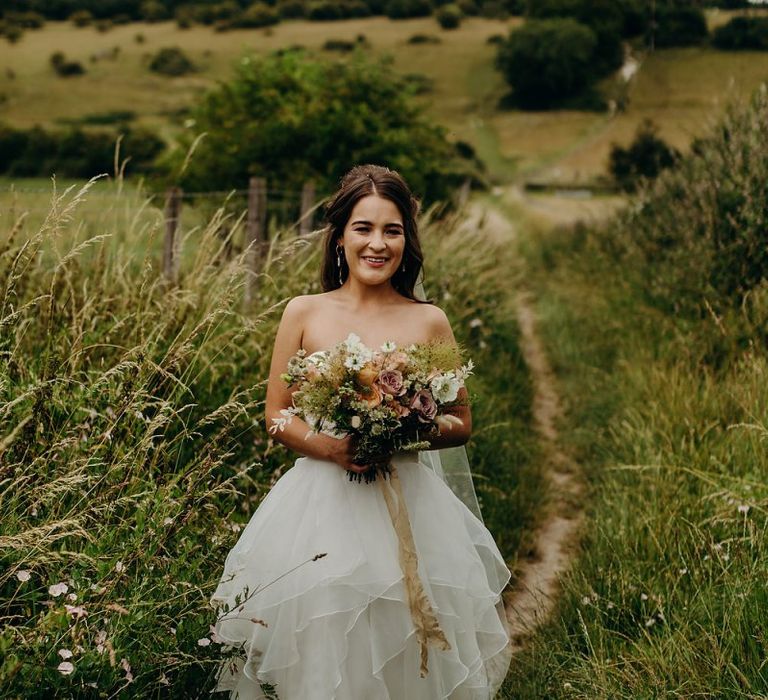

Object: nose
[367,230,387,252]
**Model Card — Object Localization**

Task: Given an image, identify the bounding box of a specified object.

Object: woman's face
[339,194,405,288]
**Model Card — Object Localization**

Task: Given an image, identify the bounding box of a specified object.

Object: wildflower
[563,682,573,690]
[163,517,173,526]
[49,582,69,598]
[640,593,648,601]
[679,568,688,575]
[197,638,211,647]
[645,617,655,627]
[606,602,615,610]
[737,504,750,515]
[381,341,397,352]
[114,561,124,573]
[430,373,461,403]
[580,596,590,605]
[269,408,296,434]
[65,604,88,619]
[57,661,75,675]
[16,570,31,582]
[351,416,361,429]
[469,318,483,328]
[120,658,133,682]
[67,593,77,602]
[58,649,73,660]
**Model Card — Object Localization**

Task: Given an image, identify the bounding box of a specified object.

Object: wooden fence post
[244,176,266,305]
[163,186,182,284]
[299,180,316,236]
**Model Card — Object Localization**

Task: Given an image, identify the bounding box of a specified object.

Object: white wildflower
[197,637,211,647]
[644,617,655,627]
[737,504,750,515]
[469,318,483,328]
[58,649,73,660]
[581,596,590,605]
[114,561,124,573]
[380,341,397,352]
[640,593,648,601]
[16,570,31,582]
[57,661,75,675]
[269,408,296,434]
[65,604,88,619]
[120,657,133,682]
[163,517,173,526]
[430,374,461,403]
[344,353,366,371]
[49,582,69,598]
[679,568,688,575]
[67,592,77,602]
[350,415,361,429]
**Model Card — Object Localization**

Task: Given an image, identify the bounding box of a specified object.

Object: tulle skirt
[210,453,512,699]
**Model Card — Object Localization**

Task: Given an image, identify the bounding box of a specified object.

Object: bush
[277,0,307,17]
[435,3,462,28]
[307,0,344,19]
[162,50,469,205]
[5,11,45,29]
[456,0,478,15]
[0,123,164,178]
[650,6,708,48]
[230,2,280,27]
[385,0,433,19]
[148,47,196,76]
[479,0,507,18]
[50,51,86,77]
[139,0,170,21]
[712,16,768,51]
[322,38,356,51]
[407,33,442,43]
[608,118,680,192]
[3,24,24,43]
[69,9,93,26]
[495,18,597,109]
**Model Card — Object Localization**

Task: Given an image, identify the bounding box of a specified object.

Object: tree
[495,18,597,108]
[159,50,468,205]
[609,118,680,192]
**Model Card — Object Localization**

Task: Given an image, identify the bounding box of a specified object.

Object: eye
[386,228,403,236]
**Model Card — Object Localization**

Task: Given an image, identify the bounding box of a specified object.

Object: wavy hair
[320,164,429,302]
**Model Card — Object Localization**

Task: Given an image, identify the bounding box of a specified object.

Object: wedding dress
[210,402,512,699]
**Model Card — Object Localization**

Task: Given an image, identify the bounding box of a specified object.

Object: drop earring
[336,246,344,286]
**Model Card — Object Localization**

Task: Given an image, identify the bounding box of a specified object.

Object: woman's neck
[338,277,402,309]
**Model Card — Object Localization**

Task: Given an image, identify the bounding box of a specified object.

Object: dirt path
[502,292,586,652]
[465,200,588,653]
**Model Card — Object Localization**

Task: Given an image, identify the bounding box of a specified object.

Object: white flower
[644,617,655,627]
[16,570,31,582]
[197,637,211,647]
[114,561,124,573]
[350,415,361,429]
[344,332,363,350]
[65,604,88,619]
[159,674,170,686]
[737,504,750,515]
[163,517,173,526]
[49,582,69,598]
[120,657,133,682]
[679,567,688,575]
[344,353,366,371]
[67,592,77,602]
[580,596,590,605]
[430,374,461,403]
[380,341,397,352]
[58,649,73,660]
[57,661,75,675]
[469,318,483,328]
[640,593,648,601]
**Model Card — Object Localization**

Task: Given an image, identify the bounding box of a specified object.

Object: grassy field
[3,11,768,187]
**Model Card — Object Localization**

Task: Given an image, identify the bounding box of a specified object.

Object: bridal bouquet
[269,333,473,482]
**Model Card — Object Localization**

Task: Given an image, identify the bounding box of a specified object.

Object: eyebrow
[351,220,404,229]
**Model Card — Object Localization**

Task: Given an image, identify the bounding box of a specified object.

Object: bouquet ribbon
[378,462,451,677]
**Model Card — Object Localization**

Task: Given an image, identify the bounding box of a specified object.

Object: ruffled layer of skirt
[210,454,512,699]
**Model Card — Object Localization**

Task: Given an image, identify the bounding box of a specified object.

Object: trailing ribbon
[378,462,451,677]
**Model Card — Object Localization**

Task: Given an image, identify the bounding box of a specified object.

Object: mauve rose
[378,370,405,396]
[410,390,437,423]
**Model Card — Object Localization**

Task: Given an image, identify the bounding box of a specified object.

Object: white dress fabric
[210,451,512,699]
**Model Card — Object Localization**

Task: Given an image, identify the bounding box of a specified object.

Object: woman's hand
[321,434,368,475]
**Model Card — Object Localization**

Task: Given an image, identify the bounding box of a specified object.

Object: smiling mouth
[361,256,389,265]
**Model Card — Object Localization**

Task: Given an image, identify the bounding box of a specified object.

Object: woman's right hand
[322,434,369,475]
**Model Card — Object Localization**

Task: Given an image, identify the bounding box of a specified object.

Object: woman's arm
[424,305,473,449]
[264,297,367,473]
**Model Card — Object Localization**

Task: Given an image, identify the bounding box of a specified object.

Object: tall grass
[0,179,539,696]
[504,84,768,698]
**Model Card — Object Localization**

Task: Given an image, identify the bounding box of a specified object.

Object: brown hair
[320,164,429,302]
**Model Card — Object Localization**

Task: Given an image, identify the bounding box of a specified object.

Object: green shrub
[435,3,462,28]
[495,18,597,109]
[3,24,23,43]
[230,2,280,27]
[49,51,87,77]
[650,5,708,48]
[69,9,93,26]
[608,118,680,192]
[322,38,357,51]
[407,32,442,43]
[277,0,307,17]
[456,0,478,15]
[385,0,433,19]
[712,16,768,51]
[148,47,196,76]
[139,0,170,21]
[163,50,470,205]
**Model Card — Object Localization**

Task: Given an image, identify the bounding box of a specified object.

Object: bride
[210,164,512,699]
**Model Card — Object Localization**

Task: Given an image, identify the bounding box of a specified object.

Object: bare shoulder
[412,302,454,341]
[282,292,331,318]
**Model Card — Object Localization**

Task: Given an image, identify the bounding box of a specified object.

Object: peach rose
[358,384,383,408]
[357,363,379,388]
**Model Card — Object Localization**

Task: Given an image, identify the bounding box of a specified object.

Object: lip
[361,256,389,268]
